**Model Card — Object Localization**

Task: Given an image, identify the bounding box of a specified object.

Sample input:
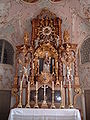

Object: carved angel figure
[18,57,30,82]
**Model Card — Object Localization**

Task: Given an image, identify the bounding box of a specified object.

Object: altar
[11,9,82,119]
[8,108,81,120]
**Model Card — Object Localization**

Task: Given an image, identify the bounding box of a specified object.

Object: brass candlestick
[68,81,73,108]
[51,81,55,108]
[18,80,23,108]
[60,81,65,109]
[26,81,30,108]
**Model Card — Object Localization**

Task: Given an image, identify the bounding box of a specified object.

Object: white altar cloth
[8,108,81,120]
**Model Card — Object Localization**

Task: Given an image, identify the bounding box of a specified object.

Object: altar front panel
[8,108,81,120]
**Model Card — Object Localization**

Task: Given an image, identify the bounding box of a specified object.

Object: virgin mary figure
[43,52,50,73]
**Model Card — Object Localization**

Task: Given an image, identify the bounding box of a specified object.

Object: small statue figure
[18,57,30,82]
[43,52,50,73]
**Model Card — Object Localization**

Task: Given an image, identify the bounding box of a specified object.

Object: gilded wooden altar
[12,9,81,109]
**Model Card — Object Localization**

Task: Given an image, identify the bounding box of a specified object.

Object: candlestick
[60,81,65,109]
[18,80,23,108]
[68,81,73,108]
[51,81,55,108]
[26,81,30,108]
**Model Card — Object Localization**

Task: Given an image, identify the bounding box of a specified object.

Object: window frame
[0,39,14,65]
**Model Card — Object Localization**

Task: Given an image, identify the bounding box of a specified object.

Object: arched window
[0,39,14,65]
[81,38,90,64]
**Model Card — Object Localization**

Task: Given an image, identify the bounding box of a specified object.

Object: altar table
[8,108,81,120]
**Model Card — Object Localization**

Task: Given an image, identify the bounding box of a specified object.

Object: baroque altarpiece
[12,9,81,109]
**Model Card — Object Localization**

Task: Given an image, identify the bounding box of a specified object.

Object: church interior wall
[0,0,90,119]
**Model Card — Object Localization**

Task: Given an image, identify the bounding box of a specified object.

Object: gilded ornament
[63,30,70,43]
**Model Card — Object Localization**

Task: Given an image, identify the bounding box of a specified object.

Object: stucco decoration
[0,0,11,24]
[78,0,90,23]
[83,6,90,22]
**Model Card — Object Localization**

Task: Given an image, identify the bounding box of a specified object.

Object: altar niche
[34,43,58,85]
[39,57,55,75]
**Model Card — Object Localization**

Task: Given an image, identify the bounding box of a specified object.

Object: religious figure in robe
[43,52,50,73]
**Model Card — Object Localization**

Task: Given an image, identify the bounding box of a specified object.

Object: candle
[52,59,54,65]
[68,80,73,108]
[27,81,30,102]
[52,81,54,91]
[20,80,23,91]
[28,81,30,91]
[36,81,38,91]
[57,62,58,69]
[69,81,71,91]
